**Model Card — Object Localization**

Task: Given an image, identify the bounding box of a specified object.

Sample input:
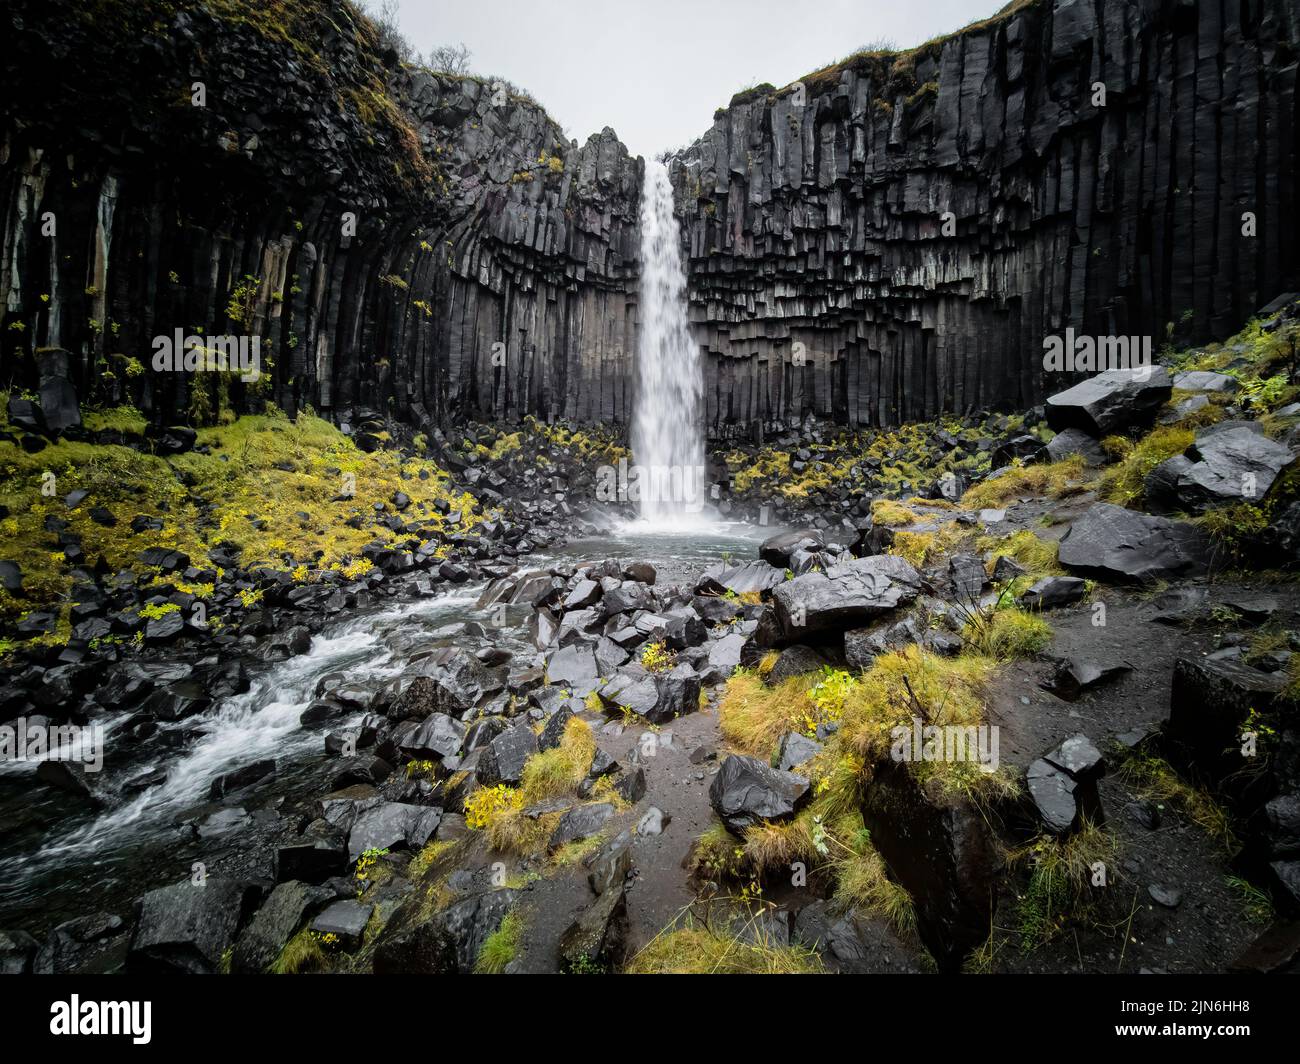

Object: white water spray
[633,158,705,526]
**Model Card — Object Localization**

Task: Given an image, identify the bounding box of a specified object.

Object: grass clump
[979,529,1062,578]
[828,817,917,936]
[687,821,749,882]
[718,669,818,755]
[1116,752,1235,849]
[962,455,1088,509]
[625,922,825,974]
[407,839,456,880]
[1098,426,1193,507]
[887,522,970,567]
[1199,502,1271,562]
[836,645,1002,798]
[269,928,328,975]
[474,910,524,974]
[1011,822,1118,950]
[519,718,596,803]
[965,607,1052,660]
[1225,875,1275,925]
[871,498,919,526]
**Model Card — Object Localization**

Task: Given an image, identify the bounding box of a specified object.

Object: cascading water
[632,158,705,526]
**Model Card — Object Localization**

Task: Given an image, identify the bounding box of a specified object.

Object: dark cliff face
[668,0,1300,436]
[0,0,640,430]
[2,0,1299,440]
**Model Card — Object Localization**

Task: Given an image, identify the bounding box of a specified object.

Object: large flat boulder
[1173,426,1294,513]
[1057,503,1209,584]
[1045,367,1172,436]
[771,555,922,640]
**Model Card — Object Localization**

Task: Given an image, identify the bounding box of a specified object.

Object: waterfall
[633,158,705,525]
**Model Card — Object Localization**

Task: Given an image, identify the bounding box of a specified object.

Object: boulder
[548,802,614,852]
[1042,658,1132,701]
[475,722,537,786]
[759,529,824,567]
[1045,428,1106,466]
[586,829,633,895]
[1165,656,1285,783]
[860,759,999,972]
[346,802,441,860]
[1173,426,1294,514]
[1057,503,1209,583]
[373,889,518,974]
[1044,367,1173,436]
[230,881,317,974]
[709,755,810,833]
[776,731,823,771]
[310,900,372,950]
[771,555,922,640]
[558,883,628,973]
[1018,576,1087,609]
[545,644,601,695]
[129,879,252,974]
[765,644,831,686]
[400,713,464,760]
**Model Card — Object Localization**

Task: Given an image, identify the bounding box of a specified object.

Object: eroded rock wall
[0,0,640,431]
[669,0,1300,436]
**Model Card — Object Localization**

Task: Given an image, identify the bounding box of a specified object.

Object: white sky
[390,0,1006,157]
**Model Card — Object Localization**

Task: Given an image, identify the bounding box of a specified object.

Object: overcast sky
[390,0,1005,157]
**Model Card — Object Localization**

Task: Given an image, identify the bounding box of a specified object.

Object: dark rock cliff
[2,0,1299,440]
[668,0,1300,436]
[0,0,640,431]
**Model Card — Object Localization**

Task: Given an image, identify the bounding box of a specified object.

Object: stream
[0,520,766,933]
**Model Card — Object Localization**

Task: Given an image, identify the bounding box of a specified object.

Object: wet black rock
[230,881,320,974]
[1044,368,1172,437]
[346,801,441,860]
[759,529,824,568]
[776,731,823,772]
[1027,734,1106,836]
[475,722,537,786]
[373,889,518,974]
[709,754,810,834]
[1167,426,1294,514]
[558,883,628,973]
[311,899,373,951]
[1042,658,1132,701]
[208,759,276,799]
[0,930,40,975]
[1058,503,1209,584]
[1046,428,1106,466]
[1018,576,1087,609]
[586,829,633,895]
[771,555,922,640]
[548,802,614,852]
[129,879,255,974]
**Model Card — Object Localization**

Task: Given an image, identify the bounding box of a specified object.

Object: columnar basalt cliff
[0,0,640,433]
[2,0,1299,442]
[668,0,1300,436]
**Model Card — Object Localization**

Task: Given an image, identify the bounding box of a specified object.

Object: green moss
[474,910,524,974]
[1098,426,1193,507]
[0,408,482,627]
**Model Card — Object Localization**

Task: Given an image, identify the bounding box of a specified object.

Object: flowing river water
[0,522,765,932]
